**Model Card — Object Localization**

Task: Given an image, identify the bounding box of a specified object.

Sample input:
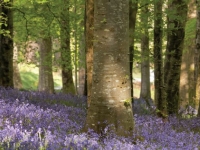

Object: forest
[0,0,200,149]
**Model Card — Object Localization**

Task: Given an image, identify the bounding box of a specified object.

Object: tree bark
[84,0,134,137]
[38,37,54,94]
[153,0,166,114]
[195,0,200,116]
[164,0,188,114]
[140,1,151,105]
[180,0,196,109]
[129,0,138,102]
[60,0,75,94]
[85,0,94,106]
[78,34,86,95]
[13,43,22,89]
[0,0,14,88]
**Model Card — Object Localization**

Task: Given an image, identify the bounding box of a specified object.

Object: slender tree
[129,0,138,102]
[140,1,151,105]
[13,43,22,89]
[153,0,166,114]
[164,0,188,114]
[0,0,14,87]
[84,0,134,137]
[38,37,54,94]
[180,0,196,109]
[60,0,75,94]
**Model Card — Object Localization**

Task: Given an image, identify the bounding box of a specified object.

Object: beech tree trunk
[78,34,86,95]
[154,0,166,114]
[129,0,138,102]
[180,0,196,109]
[140,1,151,105]
[85,0,134,137]
[164,0,188,114]
[0,0,14,88]
[38,37,54,94]
[85,0,94,106]
[60,0,75,94]
[13,43,22,89]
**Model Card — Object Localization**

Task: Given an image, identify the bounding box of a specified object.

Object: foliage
[13,0,84,67]
[0,87,199,149]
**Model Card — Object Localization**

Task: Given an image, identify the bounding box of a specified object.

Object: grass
[18,63,154,98]
[18,64,62,90]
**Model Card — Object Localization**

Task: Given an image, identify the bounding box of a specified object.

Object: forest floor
[0,87,199,149]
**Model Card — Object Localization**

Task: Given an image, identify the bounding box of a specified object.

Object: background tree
[0,0,14,87]
[180,0,196,110]
[38,36,54,94]
[140,1,151,105]
[13,43,22,89]
[164,0,188,114]
[129,0,138,102]
[84,0,134,136]
[35,2,55,94]
[60,0,75,94]
[153,0,166,114]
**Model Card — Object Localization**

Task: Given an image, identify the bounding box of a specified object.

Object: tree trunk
[154,0,166,114]
[180,0,196,110]
[85,0,94,106]
[60,0,75,94]
[38,37,54,94]
[129,0,138,102]
[140,1,151,105]
[0,0,14,88]
[196,0,200,116]
[78,34,86,95]
[84,0,134,137]
[164,0,188,115]
[13,43,22,89]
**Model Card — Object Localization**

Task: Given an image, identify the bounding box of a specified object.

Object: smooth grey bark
[0,0,14,87]
[140,1,151,105]
[84,0,134,137]
[38,37,54,94]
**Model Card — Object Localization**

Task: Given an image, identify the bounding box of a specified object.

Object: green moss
[124,98,132,108]
[184,18,196,45]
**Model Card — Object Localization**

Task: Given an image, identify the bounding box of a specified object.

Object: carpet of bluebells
[0,87,200,149]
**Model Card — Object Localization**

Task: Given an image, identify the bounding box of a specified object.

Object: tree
[85,0,94,106]
[13,43,22,89]
[60,0,75,94]
[84,0,134,137]
[129,0,138,102]
[0,0,14,87]
[164,0,188,114]
[38,37,54,94]
[140,1,151,105]
[153,0,166,114]
[196,0,200,116]
[180,0,196,109]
